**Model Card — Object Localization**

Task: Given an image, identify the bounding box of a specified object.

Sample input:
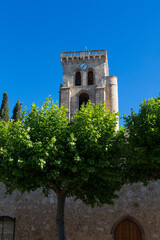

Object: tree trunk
[56,193,66,240]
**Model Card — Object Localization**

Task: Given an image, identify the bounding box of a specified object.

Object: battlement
[61,49,107,62]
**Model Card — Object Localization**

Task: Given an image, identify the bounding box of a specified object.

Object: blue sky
[0,0,160,126]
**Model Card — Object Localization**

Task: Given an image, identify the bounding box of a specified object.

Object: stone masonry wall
[0,181,160,240]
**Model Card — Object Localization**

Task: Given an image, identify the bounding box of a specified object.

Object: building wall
[0,181,160,240]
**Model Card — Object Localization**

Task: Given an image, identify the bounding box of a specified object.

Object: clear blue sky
[0,0,160,126]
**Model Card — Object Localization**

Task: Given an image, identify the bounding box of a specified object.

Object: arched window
[88,71,94,85]
[79,92,89,110]
[0,216,15,240]
[75,71,81,86]
[113,218,143,240]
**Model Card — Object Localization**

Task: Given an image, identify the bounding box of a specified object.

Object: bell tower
[59,49,118,127]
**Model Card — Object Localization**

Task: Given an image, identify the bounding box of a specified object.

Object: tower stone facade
[59,50,118,123]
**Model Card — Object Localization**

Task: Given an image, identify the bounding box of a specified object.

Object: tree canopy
[1,94,160,240]
[0,98,125,240]
[123,95,160,183]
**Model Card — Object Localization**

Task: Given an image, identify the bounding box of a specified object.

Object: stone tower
[59,49,119,126]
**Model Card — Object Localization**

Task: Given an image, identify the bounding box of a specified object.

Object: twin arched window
[88,71,94,85]
[75,72,81,86]
[0,216,15,240]
[75,70,94,86]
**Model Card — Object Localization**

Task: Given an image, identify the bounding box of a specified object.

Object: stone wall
[0,181,160,240]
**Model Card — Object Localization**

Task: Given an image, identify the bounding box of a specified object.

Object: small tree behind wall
[0,98,125,240]
[0,91,9,122]
[12,100,22,122]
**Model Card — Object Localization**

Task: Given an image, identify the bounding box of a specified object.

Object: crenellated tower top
[61,49,107,62]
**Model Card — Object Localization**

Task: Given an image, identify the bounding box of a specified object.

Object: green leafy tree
[0,91,9,122]
[0,98,125,240]
[12,100,22,122]
[123,94,160,183]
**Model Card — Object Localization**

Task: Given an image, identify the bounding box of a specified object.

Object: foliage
[0,98,125,240]
[0,91,9,122]
[12,100,22,122]
[0,98,125,200]
[123,95,160,183]
[1,94,160,239]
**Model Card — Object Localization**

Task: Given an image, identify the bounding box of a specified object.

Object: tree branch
[48,180,60,193]
[76,181,84,191]
[65,181,84,196]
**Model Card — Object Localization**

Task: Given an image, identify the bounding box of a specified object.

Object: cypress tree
[12,100,22,122]
[0,91,9,122]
